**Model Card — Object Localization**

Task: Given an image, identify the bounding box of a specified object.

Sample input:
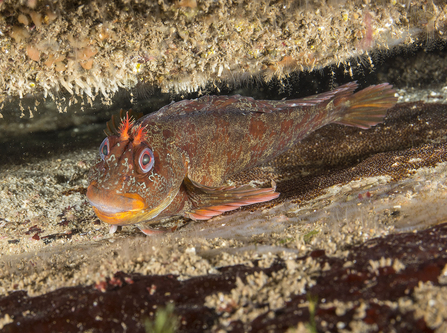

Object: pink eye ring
[139,147,154,173]
[99,137,109,160]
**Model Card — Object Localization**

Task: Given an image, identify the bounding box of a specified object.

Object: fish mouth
[87,181,147,225]
[86,181,179,226]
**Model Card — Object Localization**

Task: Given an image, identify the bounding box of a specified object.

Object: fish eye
[99,137,109,160]
[138,147,154,173]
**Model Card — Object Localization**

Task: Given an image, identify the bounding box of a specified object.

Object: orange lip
[87,181,146,225]
[91,206,145,225]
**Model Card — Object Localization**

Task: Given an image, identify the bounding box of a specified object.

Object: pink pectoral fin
[185,179,280,220]
[136,223,178,236]
[137,226,167,236]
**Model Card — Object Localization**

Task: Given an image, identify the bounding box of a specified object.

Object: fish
[87,82,397,235]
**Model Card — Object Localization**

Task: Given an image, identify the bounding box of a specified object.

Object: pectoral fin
[136,222,178,236]
[184,177,279,220]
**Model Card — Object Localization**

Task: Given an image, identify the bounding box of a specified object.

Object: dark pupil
[142,154,150,166]
[102,144,108,156]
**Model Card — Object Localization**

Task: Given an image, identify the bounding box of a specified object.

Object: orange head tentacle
[132,123,148,145]
[119,112,135,141]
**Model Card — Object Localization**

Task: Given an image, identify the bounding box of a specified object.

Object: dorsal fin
[104,109,144,136]
[149,82,360,119]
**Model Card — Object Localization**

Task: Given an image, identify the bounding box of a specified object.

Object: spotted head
[87,110,186,227]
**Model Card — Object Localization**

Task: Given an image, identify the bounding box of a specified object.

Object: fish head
[87,114,186,226]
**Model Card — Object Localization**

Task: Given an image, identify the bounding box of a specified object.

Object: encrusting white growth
[0,0,445,107]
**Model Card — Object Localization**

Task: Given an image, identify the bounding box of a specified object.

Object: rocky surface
[0,8,446,330]
[1,222,447,332]
[0,0,444,102]
[1,99,447,331]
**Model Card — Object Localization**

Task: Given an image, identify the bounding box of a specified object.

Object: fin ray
[184,178,279,220]
[104,109,144,136]
[333,83,397,129]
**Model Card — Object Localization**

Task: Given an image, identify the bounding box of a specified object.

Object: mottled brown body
[87,82,397,234]
[151,96,330,186]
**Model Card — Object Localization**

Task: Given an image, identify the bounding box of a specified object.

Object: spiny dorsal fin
[104,109,144,136]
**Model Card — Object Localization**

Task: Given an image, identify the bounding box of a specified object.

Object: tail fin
[333,83,397,129]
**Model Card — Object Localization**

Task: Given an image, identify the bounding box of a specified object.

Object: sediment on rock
[0,0,445,104]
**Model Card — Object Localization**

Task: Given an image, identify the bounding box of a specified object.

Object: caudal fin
[333,83,397,129]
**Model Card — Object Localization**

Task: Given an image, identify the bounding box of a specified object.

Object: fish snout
[86,181,146,225]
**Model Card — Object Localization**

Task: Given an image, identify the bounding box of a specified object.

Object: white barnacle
[59,77,73,95]
[99,81,109,98]
[83,85,93,99]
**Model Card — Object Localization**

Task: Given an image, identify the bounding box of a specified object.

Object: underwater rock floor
[1,102,447,332]
[2,222,447,333]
